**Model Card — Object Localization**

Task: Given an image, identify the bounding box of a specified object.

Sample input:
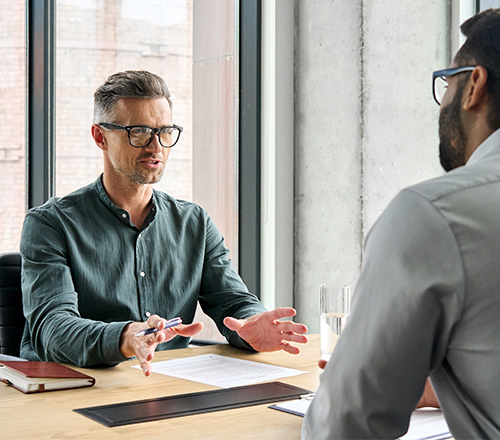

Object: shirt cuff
[102,321,133,363]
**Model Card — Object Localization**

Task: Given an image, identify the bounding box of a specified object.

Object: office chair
[0,252,25,356]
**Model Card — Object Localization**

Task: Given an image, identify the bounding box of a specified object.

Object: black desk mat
[74,381,312,427]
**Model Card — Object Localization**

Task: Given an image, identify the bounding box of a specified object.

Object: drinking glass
[320,284,351,361]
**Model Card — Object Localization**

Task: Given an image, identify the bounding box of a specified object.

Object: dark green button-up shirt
[20,176,265,366]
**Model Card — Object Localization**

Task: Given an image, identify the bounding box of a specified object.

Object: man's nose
[144,133,163,153]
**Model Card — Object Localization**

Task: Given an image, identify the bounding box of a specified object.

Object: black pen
[135,317,182,337]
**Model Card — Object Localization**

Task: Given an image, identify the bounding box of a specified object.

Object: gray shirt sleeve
[302,189,465,439]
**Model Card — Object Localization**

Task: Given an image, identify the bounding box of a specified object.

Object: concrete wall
[294,0,449,331]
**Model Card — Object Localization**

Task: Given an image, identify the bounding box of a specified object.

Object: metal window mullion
[238,0,262,298]
[27,0,55,209]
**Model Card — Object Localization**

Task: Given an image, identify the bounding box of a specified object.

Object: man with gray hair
[20,70,308,376]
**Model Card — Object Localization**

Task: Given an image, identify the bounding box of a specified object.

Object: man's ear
[463,66,489,111]
[91,124,107,151]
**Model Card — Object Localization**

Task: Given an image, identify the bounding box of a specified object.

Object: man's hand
[120,315,203,376]
[223,307,308,354]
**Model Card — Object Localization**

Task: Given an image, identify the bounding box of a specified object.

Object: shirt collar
[466,128,500,166]
[94,175,157,230]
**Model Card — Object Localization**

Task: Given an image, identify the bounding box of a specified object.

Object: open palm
[224,307,308,354]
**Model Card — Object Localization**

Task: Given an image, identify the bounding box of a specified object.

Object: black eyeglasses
[99,122,183,148]
[432,66,476,105]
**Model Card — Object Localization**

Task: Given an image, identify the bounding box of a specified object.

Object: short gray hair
[93,70,173,123]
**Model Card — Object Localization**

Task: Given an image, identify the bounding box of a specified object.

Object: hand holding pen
[135,317,183,336]
[119,315,204,377]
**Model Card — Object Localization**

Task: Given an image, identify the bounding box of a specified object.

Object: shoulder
[404,161,500,206]
[152,191,225,242]
[153,190,207,218]
[368,162,500,251]
[25,181,98,221]
[366,174,463,251]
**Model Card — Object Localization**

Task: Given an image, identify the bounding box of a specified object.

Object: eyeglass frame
[432,66,476,105]
[98,122,183,148]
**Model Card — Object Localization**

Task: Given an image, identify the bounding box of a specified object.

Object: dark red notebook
[0,361,95,393]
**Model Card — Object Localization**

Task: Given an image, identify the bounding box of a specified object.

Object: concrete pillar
[294,0,449,331]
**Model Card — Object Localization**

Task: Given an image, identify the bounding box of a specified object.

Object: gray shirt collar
[466,128,500,166]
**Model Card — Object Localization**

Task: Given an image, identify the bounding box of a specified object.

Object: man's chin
[133,171,165,185]
[439,142,465,172]
[439,154,453,172]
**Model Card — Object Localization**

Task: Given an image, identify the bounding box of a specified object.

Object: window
[54,0,242,271]
[0,0,245,257]
[452,1,500,62]
[477,0,500,11]
[1,2,261,342]
[0,1,26,252]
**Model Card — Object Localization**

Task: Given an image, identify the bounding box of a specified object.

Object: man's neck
[102,173,153,228]
[465,124,495,164]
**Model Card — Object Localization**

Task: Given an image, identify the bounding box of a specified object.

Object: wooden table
[2,334,321,439]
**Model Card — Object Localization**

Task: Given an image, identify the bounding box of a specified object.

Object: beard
[113,157,165,185]
[129,165,165,185]
[438,86,468,172]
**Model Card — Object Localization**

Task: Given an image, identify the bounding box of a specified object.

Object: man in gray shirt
[303,8,500,439]
[20,70,308,376]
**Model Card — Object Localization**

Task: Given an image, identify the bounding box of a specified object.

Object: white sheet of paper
[269,398,312,416]
[133,353,307,388]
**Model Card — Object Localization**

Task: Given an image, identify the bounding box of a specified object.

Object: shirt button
[140,271,146,277]
[138,233,142,239]
[122,213,127,219]
[146,312,151,317]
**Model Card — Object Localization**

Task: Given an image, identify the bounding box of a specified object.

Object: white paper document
[270,399,451,440]
[269,397,312,416]
[133,353,307,388]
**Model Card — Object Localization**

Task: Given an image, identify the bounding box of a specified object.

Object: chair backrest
[0,252,24,356]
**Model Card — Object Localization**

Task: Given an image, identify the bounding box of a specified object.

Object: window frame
[238,0,261,297]
[27,0,56,208]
